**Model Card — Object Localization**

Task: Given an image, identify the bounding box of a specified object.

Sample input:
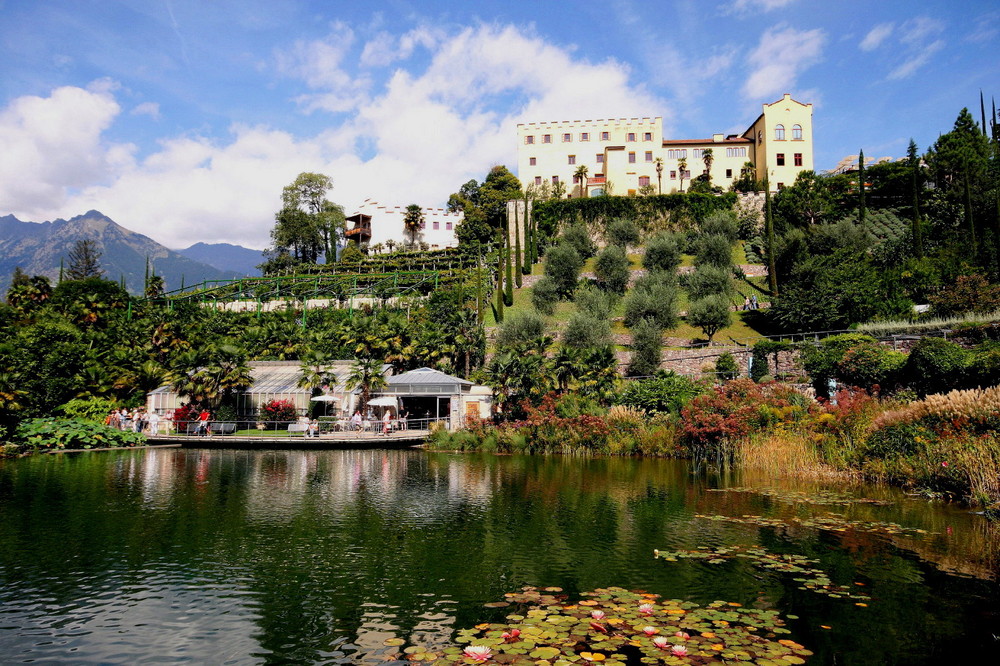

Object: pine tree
[908,139,924,259]
[66,239,103,280]
[764,178,777,297]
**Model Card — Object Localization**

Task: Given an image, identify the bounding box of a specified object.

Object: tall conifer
[963,158,977,255]
[858,149,867,230]
[908,139,923,258]
[496,245,504,323]
[504,235,514,307]
[514,206,523,287]
[764,178,777,296]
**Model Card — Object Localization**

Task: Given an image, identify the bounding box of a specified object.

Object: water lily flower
[463,645,492,661]
[638,603,655,615]
[500,628,520,641]
[652,636,669,649]
[671,645,688,656]
[941,461,949,467]
[674,631,690,640]
[590,610,606,620]
[642,626,658,636]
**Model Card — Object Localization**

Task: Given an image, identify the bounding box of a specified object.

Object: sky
[0,0,997,250]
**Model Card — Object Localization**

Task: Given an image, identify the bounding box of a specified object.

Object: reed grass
[856,310,1000,337]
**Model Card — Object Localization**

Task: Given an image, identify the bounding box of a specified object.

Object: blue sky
[0,0,996,249]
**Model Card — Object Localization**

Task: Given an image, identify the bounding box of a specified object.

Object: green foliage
[623,275,679,330]
[544,242,583,298]
[593,245,630,294]
[338,243,365,263]
[66,239,104,280]
[928,274,1000,316]
[531,275,559,314]
[496,311,547,347]
[836,341,906,392]
[533,193,737,234]
[701,209,739,242]
[685,264,734,300]
[715,352,740,381]
[563,312,611,349]
[903,337,970,396]
[573,284,615,320]
[57,397,120,422]
[561,224,596,259]
[642,231,682,274]
[627,318,662,377]
[14,417,144,452]
[616,373,707,415]
[687,294,732,342]
[606,218,641,248]
[452,166,523,247]
[798,333,877,395]
[694,234,734,269]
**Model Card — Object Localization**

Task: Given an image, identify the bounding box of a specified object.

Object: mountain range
[0,210,262,296]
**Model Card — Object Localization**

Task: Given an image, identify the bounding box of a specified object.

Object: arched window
[792,124,802,140]
[774,124,785,140]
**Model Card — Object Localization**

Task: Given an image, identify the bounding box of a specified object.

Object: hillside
[177,242,263,276]
[0,210,241,295]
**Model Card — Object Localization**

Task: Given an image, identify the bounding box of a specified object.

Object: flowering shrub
[260,399,298,423]
[172,403,198,432]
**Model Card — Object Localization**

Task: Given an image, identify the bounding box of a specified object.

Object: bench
[210,422,237,435]
[287,423,309,435]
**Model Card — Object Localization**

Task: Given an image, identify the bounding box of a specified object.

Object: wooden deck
[148,429,430,448]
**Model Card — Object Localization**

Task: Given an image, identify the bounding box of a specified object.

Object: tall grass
[857,310,1000,337]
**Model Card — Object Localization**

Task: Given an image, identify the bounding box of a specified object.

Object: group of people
[105,408,161,434]
[347,409,408,435]
[742,294,760,311]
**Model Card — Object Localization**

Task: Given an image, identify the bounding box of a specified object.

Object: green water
[0,448,997,664]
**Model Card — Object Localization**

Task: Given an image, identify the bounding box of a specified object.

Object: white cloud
[887,39,944,80]
[859,22,894,51]
[0,24,666,250]
[742,24,826,100]
[899,16,945,45]
[880,16,946,80]
[359,26,441,68]
[275,20,370,113]
[132,102,161,120]
[724,0,798,15]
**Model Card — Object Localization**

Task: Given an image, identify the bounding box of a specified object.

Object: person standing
[198,408,211,436]
[382,410,392,436]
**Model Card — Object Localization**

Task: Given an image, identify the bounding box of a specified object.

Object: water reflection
[0,448,997,664]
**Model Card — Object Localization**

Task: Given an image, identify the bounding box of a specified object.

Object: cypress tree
[514,205,523,287]
[764,178,777,296]
[504,236,514,307]
[858,149,867,230]
[963,158,977,255]
[476,250,484,325]
[521,196,531,275]
[496,245,504,323]
[908,139,923,258]
[58,258,64,283]
[981,90,988,137]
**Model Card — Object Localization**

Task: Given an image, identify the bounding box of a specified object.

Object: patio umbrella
[367,396,398,407]
[310,395,340,402]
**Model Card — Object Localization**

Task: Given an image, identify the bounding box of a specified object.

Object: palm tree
[574,165,589,198]
[299,351,337,393]
[678,157,688,193]
[345,356,388,414]
[403,204,424,248]
[654,157,664,194]
[702,148,714,181]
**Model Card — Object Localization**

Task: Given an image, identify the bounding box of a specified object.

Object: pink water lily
[463,645,492,661]
[674,631,690,640]
[500,628,520,641]
[638,603,655,615]
[671,645,688,656]
[652,636,669,649]
[642,626,658,636]
[590,610,606,620]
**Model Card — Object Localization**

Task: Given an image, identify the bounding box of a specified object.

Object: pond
[0,448,997,664]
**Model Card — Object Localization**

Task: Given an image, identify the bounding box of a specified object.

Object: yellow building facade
[516,94,813,195]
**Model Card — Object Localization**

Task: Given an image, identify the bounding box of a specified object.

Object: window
[692,148,702,158]
[638,176,650,187]
[627,132,636,142]
[433,220,440,230]
[543,134,552,143]
[666,149,687,159]
[563,133,572,142]
[601,131,610,141]
[525,135,534,145]
[725,169,733,178]
[670,170,677,179]
[552,175,559,184]
[446,221,452,230]
[580,132,589,141]
[534,176,542,185]
[596,154,604,163]
[794,153,802,167]
[568,155,576,165]
[645,151,653,162]
[683,170,691,179]
[792,124,802,140]
[643,132,652,141]
[776,153,785,166]
[420,220,426,229]
[628,152,636,163]
[529,157,536,166]
[774,124,785,140]
[725,147,747,158]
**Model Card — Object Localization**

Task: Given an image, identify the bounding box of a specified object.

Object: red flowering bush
[260,399,298,423]
[173,403,198,432]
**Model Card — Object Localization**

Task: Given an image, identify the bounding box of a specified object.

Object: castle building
[516,93,813,196]
[345,200,462,250]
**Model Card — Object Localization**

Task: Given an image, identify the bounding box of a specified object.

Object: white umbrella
[310,395,340,402]
[367,396,399,407]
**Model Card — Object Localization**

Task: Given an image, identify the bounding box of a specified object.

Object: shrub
[967,340,1000,388]
[687,294,732,342]
[561,224,596,259]
[260,398,298,422]
[574,284,615,320]
[835,341,906,392]
[544,242,584,297]
[694,234,734,269]
[57,397,120,422]
[593,245,631,294]
[627,318,663,377]
[616,373,707,415]
[686,265,734,300]
[643,232,682,274]
[701,210,739,243]
[531,275,559,314]
[15,418,145,452]
[623,282,679,330]
[902,337,969,396]
[496,310,547,347]
[563,312,611,349]
[798,333,879,395]
[606,218,641,249]
[715,352,740,381]
[928,274,1000,317]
